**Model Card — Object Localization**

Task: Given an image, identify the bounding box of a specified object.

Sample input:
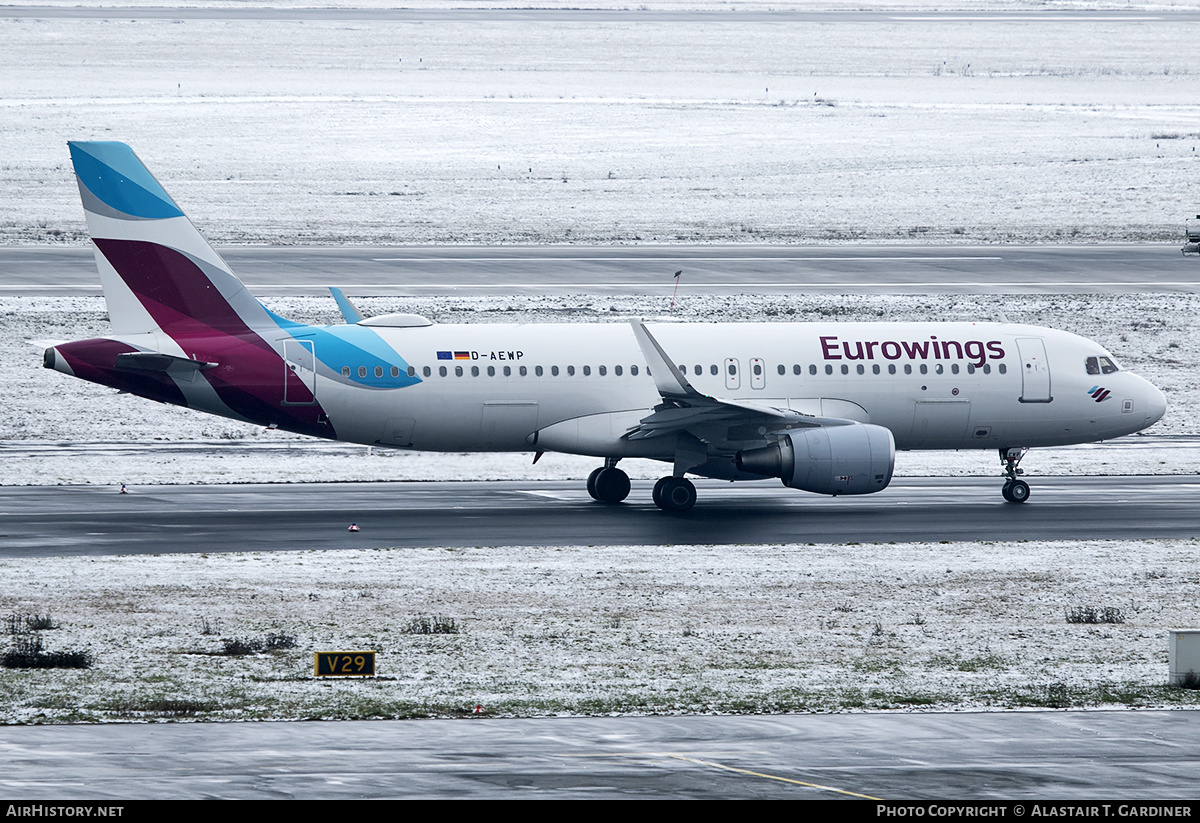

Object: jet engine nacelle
[735,424,895,495]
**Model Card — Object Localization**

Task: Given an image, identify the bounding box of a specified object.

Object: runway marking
[665,754,883,799]
[519,490,576,500]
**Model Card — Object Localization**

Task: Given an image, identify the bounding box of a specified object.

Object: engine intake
[735,424,895,496]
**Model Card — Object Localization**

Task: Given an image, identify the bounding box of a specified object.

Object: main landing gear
[1000,447,1031,504]
[587,460,630,504]
[586,460,697,511]
[652,476,696,513]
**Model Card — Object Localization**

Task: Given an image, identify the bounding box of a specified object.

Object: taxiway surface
[2,711,1198,799]
[4,244,1199,296]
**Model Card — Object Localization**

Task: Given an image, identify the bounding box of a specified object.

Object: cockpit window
[1086,356,1120,375]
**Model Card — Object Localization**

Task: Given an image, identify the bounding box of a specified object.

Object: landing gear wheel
[654,476,696,512]
[652,476,668,508]
[593,467,631,503]
[586,467,604,500]
[1003,477,1032,503]
[1002,479,1030,504]
[1000,447,1031,504]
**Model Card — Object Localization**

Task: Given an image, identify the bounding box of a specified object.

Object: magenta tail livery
[46,142,1167,510]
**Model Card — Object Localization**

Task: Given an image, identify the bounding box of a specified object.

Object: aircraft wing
[625,319,853,442]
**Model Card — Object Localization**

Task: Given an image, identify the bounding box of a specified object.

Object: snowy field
[4,3,1200,246]
[2,539,1198,723]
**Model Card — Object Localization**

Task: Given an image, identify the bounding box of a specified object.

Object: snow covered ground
[2,538,1197,722]
[4,4,1200,245]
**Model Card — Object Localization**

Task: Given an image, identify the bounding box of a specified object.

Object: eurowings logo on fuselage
[1088,386,1112,402]
[819,335,1006,368]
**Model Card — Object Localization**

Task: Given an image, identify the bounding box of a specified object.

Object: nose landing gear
[1000,447,1030,504]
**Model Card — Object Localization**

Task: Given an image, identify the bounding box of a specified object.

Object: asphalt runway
[2,476,1198,557]
[5,244,1200,296]
[2,711,1199,799]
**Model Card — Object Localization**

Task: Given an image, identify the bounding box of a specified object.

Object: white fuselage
[306,320,1165,459]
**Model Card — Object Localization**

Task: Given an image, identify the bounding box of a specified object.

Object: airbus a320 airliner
[45,142,1167,511]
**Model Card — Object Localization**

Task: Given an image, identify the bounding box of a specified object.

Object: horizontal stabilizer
[115,351,218,374]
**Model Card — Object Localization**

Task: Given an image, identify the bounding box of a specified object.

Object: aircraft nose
[1144,380,1167,427]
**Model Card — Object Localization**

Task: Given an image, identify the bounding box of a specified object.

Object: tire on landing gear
[592,467,631,503]
[653,476,696,512]
[1002,479,1030,504]
[586,467,604,500]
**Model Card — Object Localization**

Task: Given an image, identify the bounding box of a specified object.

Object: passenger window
[998,364,1007,374]
[825,365,833,375]
[567,366,575,376]
[552,366,560,376]
[342,367,350,377]
[777,365,785,376]
[614,365,622,376]
[583,365,591,376]
[888,364,896,375]
[439,366,447,377]
[809,365,817,375]
[358,366,367,378]
[630,365,639,376]
[872,364,880,374]
[375,366,383,378]
[841,365,849,375]
[599,365,606,376]
[904,365,912,375]
[487,366,495,376]
[423,366,431,377]
[711,364,719,376]
[694,365,703,376]
[455,366,463,377]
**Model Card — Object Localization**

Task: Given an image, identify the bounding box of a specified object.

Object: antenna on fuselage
[669,270,682,316]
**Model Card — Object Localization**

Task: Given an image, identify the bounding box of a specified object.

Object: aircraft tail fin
[68,141,277,337]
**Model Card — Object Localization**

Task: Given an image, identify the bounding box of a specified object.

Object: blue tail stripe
[69,141,184,220]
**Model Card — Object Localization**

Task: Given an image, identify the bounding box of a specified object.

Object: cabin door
[1016,337,1052,403]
